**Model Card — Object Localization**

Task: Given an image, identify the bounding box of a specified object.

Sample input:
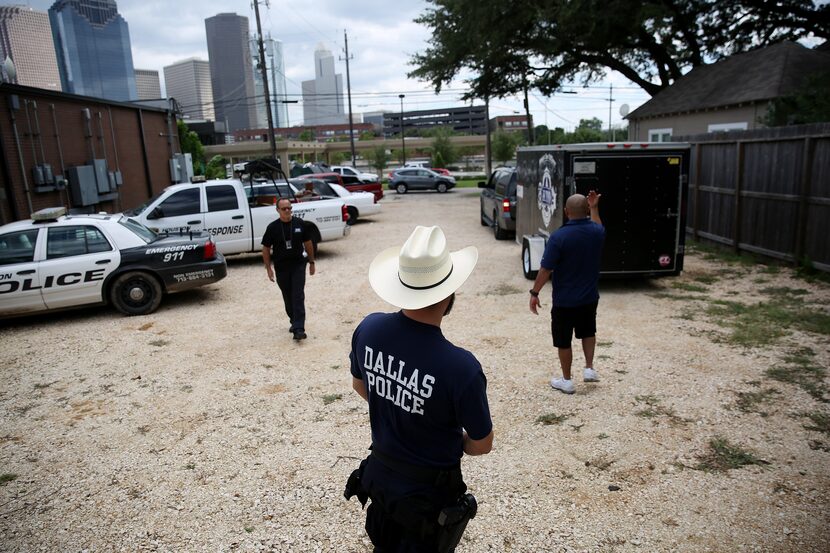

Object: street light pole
[252,0,276,161]
[398,94,406,165]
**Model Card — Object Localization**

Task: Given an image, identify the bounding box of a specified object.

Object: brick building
[0,83,179,224]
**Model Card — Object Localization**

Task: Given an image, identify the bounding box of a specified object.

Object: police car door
[144,188,204,235]
[203,183,248,252]
[0,228,46,315]
[39,224,119,309]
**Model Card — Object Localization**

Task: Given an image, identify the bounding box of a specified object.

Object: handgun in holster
[435,493,477,553]
[343,458,369,507]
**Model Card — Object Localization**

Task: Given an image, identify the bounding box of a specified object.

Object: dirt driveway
[1,188,828,552]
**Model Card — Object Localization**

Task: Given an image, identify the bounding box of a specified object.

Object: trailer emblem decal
[537,154,558,228]
[659,255,671,267]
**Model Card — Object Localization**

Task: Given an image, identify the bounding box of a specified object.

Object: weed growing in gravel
[244,526,254,533]
[597,340,614,347]
[0,473,17,485]
[322,393,343,405]
[671,281,708,293]
[651,291,704,301]
[692,274,719,285]
[483,283,524,296]
[802,412,830,435]
[536,412,570,425]
[185,462,195,470]
[149,339,170,347]
[695,437,768,472]
[634,395,687,424]
[597,433,609,440]
[765,348,827,402]
[733,387,781,416]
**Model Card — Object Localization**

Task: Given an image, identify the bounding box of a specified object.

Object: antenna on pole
[253,0,277,161]
[340,29,356,166]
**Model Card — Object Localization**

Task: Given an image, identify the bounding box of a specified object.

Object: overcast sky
[22,0,652,131]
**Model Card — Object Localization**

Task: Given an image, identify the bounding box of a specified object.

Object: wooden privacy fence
[678,123,830,272]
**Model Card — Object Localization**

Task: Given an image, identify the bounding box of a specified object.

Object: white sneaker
[550,377,575,394]
[583,368,600,382]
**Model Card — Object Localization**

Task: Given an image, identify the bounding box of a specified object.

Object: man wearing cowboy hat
[346,225,493,552]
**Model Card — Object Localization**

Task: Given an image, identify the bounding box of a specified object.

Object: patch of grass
[597,433,609,440]
[651,292,704,301]
[149,339,170,347]
[597,340,614,347]
[802,412,830,435]
[0,473,18,486]
[536,412,570,425]
[597,354,611,360]
[635,407,660,418]
[322,393,342,405]
[244,526,254,533]
[795,257,830,284]
[694,437,768,472]
[733,388,780,415]
[635,394,660,406]
[634,395,686,424]
[671,281,707,293]
[483,283,523,296]
[692,274,719,285]
[761,287,808,299]
[688,241,755,266]
[753,277,771,284]
[184,462,196,470]
[761,264,781,275]
[765,348,827,402]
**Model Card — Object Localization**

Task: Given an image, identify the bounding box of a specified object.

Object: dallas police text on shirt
[362,346,434,415]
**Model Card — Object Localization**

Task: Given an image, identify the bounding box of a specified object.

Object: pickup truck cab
[478,167,517,240]
[125,178,349,256]
[331,165,379,184]
[307,172,383,202]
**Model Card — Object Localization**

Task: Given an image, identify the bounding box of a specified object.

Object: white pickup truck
[124,178,350,256]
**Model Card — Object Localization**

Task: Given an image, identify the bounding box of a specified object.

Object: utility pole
[608,83,614,141]
[253,0,277,161]
[340,30,356,166]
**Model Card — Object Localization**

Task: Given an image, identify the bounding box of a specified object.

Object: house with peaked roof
[626,41,830,142]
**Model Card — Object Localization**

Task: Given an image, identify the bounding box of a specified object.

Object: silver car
[389,168,456,194]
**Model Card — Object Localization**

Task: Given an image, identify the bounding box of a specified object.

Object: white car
[0,207,227,318]
[331,165,379,184]
[289,178,380,225]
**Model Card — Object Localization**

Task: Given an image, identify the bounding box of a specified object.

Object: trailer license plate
[574,161,596,174]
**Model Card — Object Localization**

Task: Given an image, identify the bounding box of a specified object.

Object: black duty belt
[370,448,461,486]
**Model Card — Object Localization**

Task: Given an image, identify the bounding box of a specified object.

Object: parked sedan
[389,168,456,194]
[0,207,227,318]
[290,178,380,224]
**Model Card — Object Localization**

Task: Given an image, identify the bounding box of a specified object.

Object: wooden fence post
[733,141,744,253]
[794,136,815,265]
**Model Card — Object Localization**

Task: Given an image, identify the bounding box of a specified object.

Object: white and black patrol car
[0,207,227,318]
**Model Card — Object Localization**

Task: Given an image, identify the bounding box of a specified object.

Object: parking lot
[1,188,829,552]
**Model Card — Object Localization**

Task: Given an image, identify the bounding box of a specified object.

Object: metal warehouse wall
[0,84,178,224]
[678,123,830,272]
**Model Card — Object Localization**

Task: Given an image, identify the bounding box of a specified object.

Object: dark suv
[478,167,517,239]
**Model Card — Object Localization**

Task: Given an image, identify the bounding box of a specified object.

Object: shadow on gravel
[599,279,662,294]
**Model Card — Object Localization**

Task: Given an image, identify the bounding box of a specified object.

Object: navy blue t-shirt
[540,218,606,307]
[350,311,492,468]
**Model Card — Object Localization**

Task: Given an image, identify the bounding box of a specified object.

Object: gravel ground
[1,188,828,552]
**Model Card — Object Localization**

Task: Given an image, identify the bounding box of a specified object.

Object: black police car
[0,207,227,318]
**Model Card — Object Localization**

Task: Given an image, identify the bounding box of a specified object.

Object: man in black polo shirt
[261,198,315,340]
[529,191,604,394]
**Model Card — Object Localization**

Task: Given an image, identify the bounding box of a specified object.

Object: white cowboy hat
[369,226,478,310]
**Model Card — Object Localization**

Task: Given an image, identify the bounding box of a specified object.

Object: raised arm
[587,190,602,225]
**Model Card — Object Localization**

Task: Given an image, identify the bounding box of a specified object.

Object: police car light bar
[31,206,67,221]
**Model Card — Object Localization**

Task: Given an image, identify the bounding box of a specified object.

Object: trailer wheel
[110,271,163,316]
[493,211,508,240]
[522,241,538,280]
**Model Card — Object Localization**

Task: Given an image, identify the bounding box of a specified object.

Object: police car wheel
[110,271,163,316]
[346,206,358,225]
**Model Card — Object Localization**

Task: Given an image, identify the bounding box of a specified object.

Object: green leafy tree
[359,130,377,140]
[430,129,458,167]
[410,1,828,99]
[764,70,830,126]
[205,155,227,180]
[329,151,347,165]
[492,131,518,164]
[298,130,314,141]
[177,120,205,175]
[366,145,391,178]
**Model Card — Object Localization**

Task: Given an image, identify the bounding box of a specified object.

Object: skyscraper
[134,68,161,99]
[251,33,289,129]
[48,0,137,101]
[163,58,215,121]
[0,6,61,90]
[205,13,257,133]
[302,43,346,126]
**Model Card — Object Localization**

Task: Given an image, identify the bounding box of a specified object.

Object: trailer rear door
[571,152,685,275]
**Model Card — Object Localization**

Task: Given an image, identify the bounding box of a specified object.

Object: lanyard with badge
[280,219,293,250]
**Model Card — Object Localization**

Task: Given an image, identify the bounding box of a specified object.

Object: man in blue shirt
[529,191,604,394]
[346,226,494,552]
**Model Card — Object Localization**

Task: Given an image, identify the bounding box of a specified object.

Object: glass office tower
[48,0,137,101]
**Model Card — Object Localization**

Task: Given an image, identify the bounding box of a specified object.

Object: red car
[306,172,384,202]
[432,168,451,176]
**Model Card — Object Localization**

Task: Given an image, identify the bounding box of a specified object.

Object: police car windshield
[118,217,158,243]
